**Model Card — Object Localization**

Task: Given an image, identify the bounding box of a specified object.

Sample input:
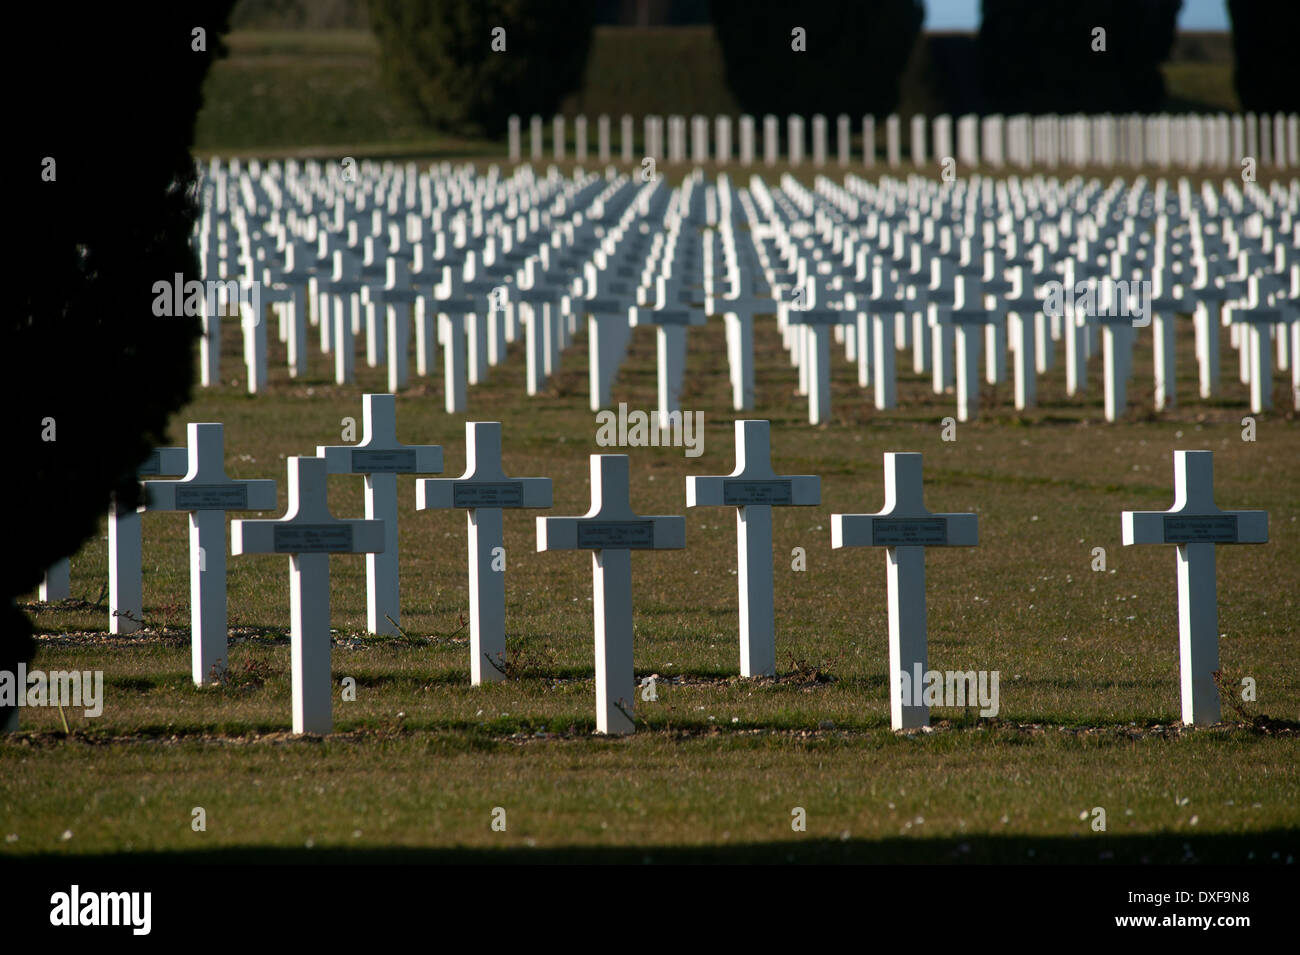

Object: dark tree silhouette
[5,4,234,726]
[368,0,598,137]
[1227,0,1300,112]
[979,0,1182,114]
[710,0,924,119]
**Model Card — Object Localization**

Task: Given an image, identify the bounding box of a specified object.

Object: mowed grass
[6,246,1299,862]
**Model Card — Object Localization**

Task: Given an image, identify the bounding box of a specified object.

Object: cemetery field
[6,304,1299,862]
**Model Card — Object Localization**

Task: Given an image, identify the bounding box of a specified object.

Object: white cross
[232,456,385,735]
[929,275,994,421]
[38,559,70,602]
[707,256,773,411]
[581,297,633,411]
[109,447,189,634]
[831,452,978,730]
[317,394,443,635]
[537,455,685,734]
[1122,450,1268,725]
[686,421,820,676]
[143,423,277,684]
[1228,306,1285,413]
[629,276,706,432]
[784,279,857,424]
[416,421,552,684]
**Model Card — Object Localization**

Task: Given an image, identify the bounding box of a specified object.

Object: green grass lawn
[5,288,1298,862]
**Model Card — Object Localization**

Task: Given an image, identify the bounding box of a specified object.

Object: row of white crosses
[512,111,1300,170]
[197,159,1297,425]
[34,410,1269,738]
[197,160,606,406]
[752,172,1299,424]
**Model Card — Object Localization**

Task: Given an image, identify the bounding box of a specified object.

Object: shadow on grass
[13,830,1300,864]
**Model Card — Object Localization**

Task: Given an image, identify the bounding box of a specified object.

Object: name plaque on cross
[871,517,949,546]
[274,524,356,553]
[350,449,418,472]
[722,480,794,506]
[576,521,655,549]
[174,485,251,510]
[136,450,166,476]
[1163,515,1238,543]
[453,482,524,508]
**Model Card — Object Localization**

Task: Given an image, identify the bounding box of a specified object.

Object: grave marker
[1122,450,1268,725]
[687,421,820,676]
[831,452,978,729]
[232,456,385,734]
[109,447,189,634]
[416,422,552,683]
[318,394,443,635]
[536,455,685,734]
[143,423,277,684]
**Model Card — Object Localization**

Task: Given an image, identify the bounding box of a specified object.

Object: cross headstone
[232,456,385,734]
[629,282,706,431]
[143,423,277,684]
[416,422,552,684]
[1122,450,1268,725]
[1228,306,1284,412]
[686,421,820,676]
[536,455,685,734]
[583,298,633,411]
[317,394,443,635]
[109,446,189,634]
[784,279,856,424]
[39,559,70,602]
[831,452,978,730]
[929,275,995,421]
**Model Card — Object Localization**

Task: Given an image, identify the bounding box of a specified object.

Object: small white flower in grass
[1190,816,1199,826]
[305,839,315,849]
[352,830,362,839]
[60,830,73,841]
[4,834,17,843]
[1079,810,1089,821]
